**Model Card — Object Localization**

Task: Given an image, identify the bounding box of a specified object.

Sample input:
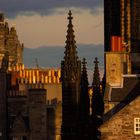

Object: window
[134,118,140,135]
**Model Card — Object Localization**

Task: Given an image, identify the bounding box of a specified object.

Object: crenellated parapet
[10,64,61,85]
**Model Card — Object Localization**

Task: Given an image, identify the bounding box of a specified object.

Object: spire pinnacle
[92,57,104,118]
[81,58,88,85]
[61,11,81,82]
[82,58,87,68]
[93,57,100,88]
[64,11,78,63]
[94,57,99,64]
[68,10,73,21]
[80,58,90,120]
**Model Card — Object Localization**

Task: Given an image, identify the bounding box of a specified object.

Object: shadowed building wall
[0,53,9,140]
[28,89,47,140]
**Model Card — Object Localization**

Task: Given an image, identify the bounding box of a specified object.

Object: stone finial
[93,57,100,88]
[94,57,99,64]
[68,10,73,21]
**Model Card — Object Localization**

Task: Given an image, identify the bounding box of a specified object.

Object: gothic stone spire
[61,11,81,139]
[79,58,90,121]
[61,10,81,81]
[92,57,104,118]
[64,10,78,63]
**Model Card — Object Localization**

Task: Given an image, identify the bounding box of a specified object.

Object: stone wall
[105,52,125,86]
[100,96,140,140]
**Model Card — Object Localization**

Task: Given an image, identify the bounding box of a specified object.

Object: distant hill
[23,44,104,70]
[23,44,104,84]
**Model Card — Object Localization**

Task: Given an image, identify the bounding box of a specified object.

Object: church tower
[0,12,24,68]
[61,10,81,139]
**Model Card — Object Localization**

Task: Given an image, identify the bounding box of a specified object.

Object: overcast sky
[0,0,104,48]
[0,0,104,78]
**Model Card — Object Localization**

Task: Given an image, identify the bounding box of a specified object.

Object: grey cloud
[0,0,103,18]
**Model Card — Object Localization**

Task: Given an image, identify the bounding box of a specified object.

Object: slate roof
[111,76,140,102]
[103,75,140,123]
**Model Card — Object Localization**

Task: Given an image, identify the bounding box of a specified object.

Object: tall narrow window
[134,118,140,135]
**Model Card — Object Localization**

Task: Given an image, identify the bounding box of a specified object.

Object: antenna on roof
[35,58,39,69]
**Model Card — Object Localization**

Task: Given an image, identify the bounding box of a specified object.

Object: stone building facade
[7,82,62,140]
[7,67,62,140]
[102,49,140,139]
[104,0,140,74]
[8,88,47,140]
[102,1,140,139]
[102,43,140,139]
[0,13,62,140]
[100,94,140,140]
[10,64,62,104]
